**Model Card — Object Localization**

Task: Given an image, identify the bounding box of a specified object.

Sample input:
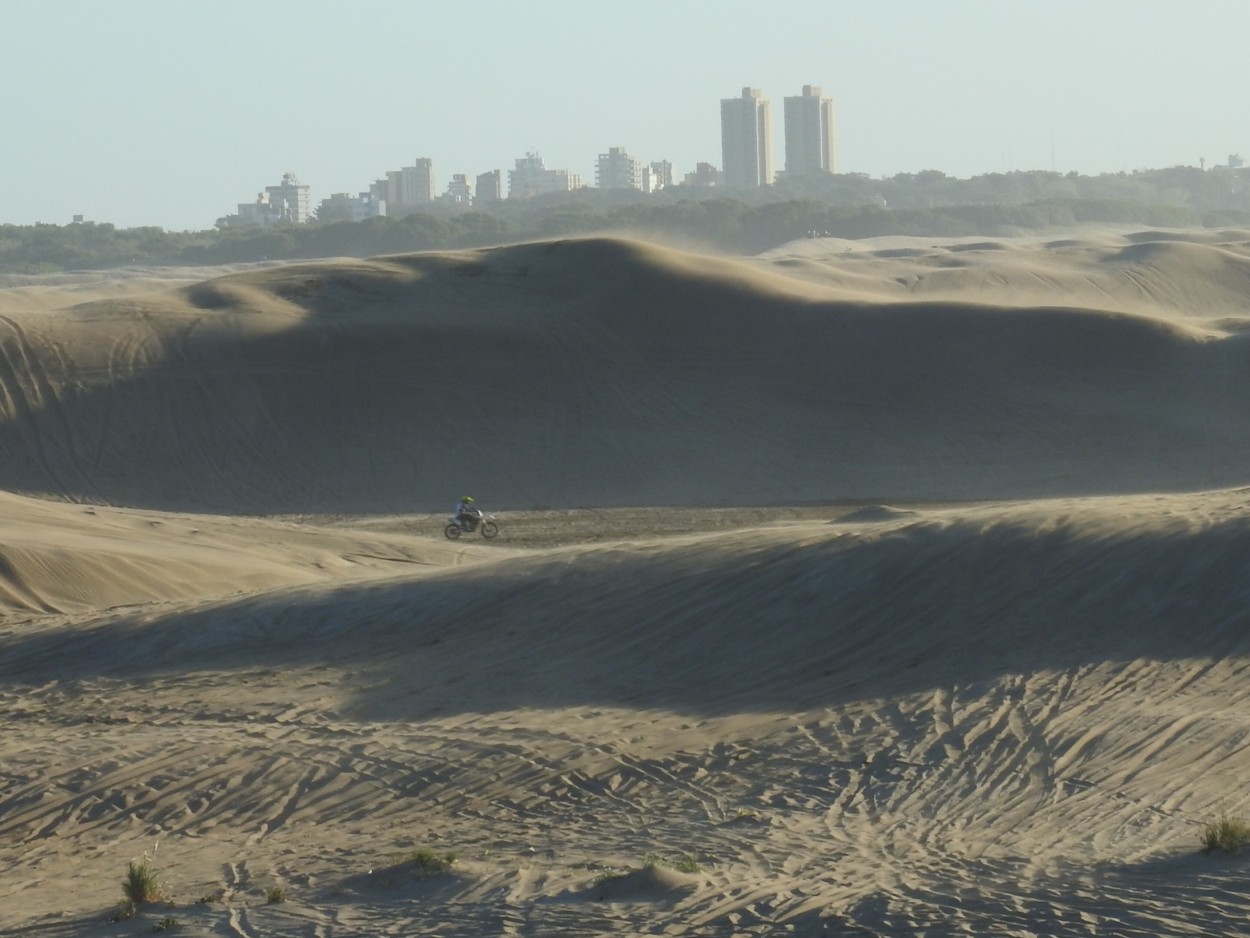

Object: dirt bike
[444,510,499,540]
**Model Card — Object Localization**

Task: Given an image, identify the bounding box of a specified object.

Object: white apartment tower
[643,160,673,194]
[266,172,311,224]
[783,85,835,176]
[596,146,643,190]
[373,159,435,215]
[227,171,311,227]
[508,153,580,198]
[444,173,472,206]
[400,158,435,205]
[720,87,772,188]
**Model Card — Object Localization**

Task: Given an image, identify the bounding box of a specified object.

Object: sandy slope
[2,230,1250,936]
[0,230,1248,511]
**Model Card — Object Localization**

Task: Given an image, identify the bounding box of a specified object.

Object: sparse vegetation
[592,866,626,887]
[393,847,458,878]
[593,851,705,901]
[265,885,289,903]
[1201,815,1250,854]
[643,851,702,873]
[108,849,169,922]
[152,917,180,932]
[123,854,168,907]
[673,853,702,873]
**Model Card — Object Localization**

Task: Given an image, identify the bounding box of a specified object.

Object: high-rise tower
[783,85,835,176]
[596,146,643,190]
[720,87,772,188]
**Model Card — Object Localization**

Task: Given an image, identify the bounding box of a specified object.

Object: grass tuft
[394,848,458,878]
[123,855,167,906]
[266,885,289,904]
[643,851,702,873]
[1201,814,1250,854]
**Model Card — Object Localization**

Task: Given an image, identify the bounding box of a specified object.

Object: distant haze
[2,0,1246,231]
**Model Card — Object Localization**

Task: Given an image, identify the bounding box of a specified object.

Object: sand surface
[3,229,1250,935]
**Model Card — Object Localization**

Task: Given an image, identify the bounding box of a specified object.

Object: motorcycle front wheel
[481,521,499,538]
[444,523,462,540]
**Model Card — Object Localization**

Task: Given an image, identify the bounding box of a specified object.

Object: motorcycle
[444,509,499,540]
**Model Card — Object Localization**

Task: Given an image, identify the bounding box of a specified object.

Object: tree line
[3,165,1248,274]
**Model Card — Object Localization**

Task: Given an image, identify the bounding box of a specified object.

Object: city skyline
[228,84,832,229]
[3,0,1248,231]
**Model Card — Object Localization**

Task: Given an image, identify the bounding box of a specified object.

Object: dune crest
[0,232,1246,512]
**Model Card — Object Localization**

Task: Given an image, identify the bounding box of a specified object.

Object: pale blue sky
[2,0,1246,231]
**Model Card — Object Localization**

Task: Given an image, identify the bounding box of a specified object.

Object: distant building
[382,171,403,206]
[221,172,311,227]
[266,172,312,223]
[442,174,473,207]
[227,198,272,227]
[683,162,724,187]
[476,169,502,203]
[317,191,386,224]
[720,87,772,187]
[369,177,391,207]
[508,152,581,198]
[783,85,835,177]
[596,146,642,190]
[360,192,386,219]
[401,158,434,206]
[316,194,354,224]
[263,172,310,223]
[372,159,434,217]
[644,160,674,194]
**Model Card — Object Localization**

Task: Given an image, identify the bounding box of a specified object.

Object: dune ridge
[0,231,1248,512]
[2,229,1250,936]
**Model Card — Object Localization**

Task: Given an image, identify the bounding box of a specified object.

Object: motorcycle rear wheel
[444,523,461,540]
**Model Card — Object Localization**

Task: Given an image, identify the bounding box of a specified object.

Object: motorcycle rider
[454,496,479,530]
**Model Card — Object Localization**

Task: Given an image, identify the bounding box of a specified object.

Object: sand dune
[0,231,1248,512]
[763,228,1250,321]
[0,488,505,615]
[2,230,1250,936]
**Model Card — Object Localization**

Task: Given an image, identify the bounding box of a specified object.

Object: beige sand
[2,229,1250,935]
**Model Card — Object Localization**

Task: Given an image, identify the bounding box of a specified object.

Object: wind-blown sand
[3,229,1250,935]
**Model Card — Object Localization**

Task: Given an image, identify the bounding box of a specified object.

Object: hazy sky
[3,0,1246,231]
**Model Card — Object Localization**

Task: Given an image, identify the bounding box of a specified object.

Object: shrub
[1201,815,1250,854]
[266,885,289,904]
[672,853,702,874]
[123,856,167,906]
[643,851,702,873]
[395,848,458,878]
